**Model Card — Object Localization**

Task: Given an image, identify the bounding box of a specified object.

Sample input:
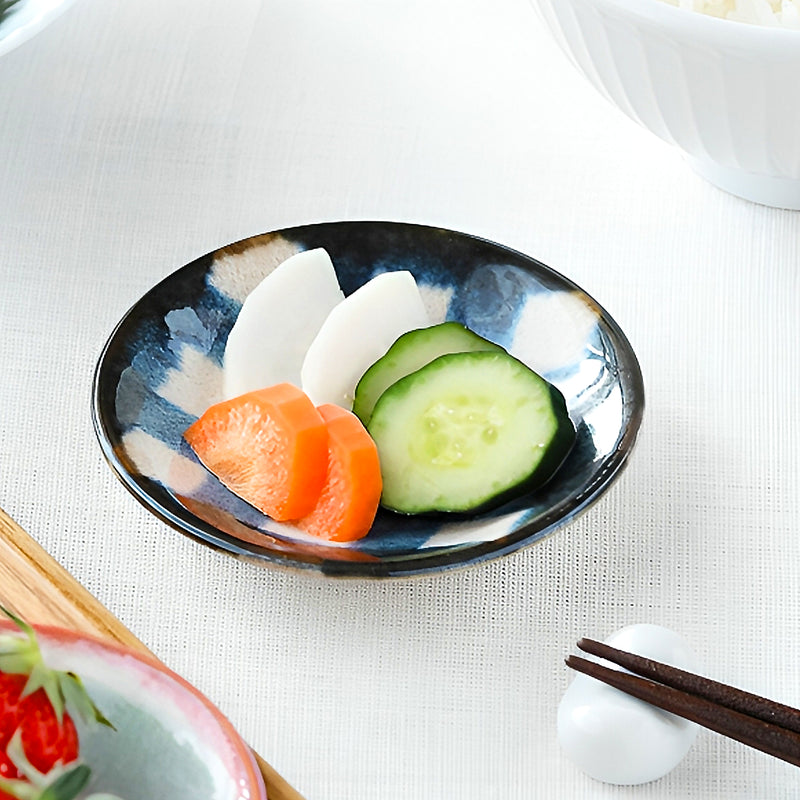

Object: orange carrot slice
[296,404,382,542]
[184,383,328,521]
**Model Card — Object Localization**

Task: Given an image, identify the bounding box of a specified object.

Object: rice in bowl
[658,0,800,28]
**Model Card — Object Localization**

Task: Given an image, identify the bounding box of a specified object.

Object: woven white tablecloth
[1,0,799,797]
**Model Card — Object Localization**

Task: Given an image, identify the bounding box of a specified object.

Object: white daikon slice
[301,271,430,409]
[222,248,345,399]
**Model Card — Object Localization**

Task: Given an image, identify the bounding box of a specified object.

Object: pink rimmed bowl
[1,622,267,800]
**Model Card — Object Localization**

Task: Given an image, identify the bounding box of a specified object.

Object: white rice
[658,0,800,27]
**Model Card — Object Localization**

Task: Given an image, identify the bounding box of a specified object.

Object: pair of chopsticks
[567,638,800,768]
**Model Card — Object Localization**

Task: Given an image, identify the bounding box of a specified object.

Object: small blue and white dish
[92,221,644,577]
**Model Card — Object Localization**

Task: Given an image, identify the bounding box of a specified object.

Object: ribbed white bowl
[531,0,800,208]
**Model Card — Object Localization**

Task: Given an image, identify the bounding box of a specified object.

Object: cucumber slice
[353,321,503,424]
[367,350,575,514]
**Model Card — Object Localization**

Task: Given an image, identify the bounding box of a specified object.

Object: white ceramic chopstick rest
[557,623,701,785]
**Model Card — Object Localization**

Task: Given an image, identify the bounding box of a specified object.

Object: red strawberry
[0,672,79,782]
[0,608,112,800]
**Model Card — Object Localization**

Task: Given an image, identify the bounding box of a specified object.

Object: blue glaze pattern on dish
[92,221,644,577]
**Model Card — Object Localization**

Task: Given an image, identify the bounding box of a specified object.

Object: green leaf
[0,774,39,799]
[0,651,37,675]
[22,662,64,724]
[0,633,34,654]
[0,609,41,676]
[0,0,21,22]
[59,673,115,730]
[0,607,36,640]
[38,765,91,800]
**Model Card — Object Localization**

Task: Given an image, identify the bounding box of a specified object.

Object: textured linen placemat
[0,0,798,797]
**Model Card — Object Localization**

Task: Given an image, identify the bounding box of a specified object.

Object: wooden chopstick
[577,638,800,733]
[567,638,800,768]
[0,506,306,800]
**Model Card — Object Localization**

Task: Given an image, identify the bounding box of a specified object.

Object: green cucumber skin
[367,351,575,515]
[352,321,503,424]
